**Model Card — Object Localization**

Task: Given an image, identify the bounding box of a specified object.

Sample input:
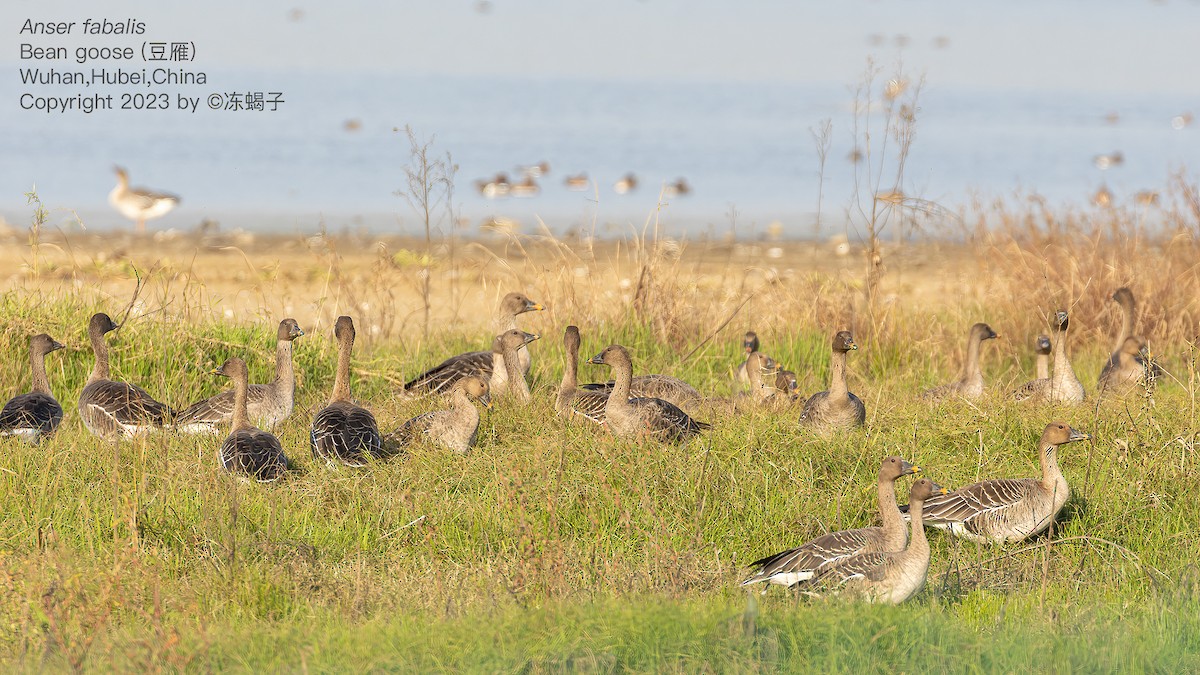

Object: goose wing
[743,526,880,586]
[311,401,383,467]
[0,392,64,434]
[175,384,271,427]
[798,391,829,422]
[582,375,701,408]
[570,390,608,424]
[81,380,174,426]
[1011,378,1047,402]
[404,351,492,394]
[903,478,1038,525]
[221,428,288,482]
[382,410,443,452]
[813,550,893,585]
[631,397,710,441]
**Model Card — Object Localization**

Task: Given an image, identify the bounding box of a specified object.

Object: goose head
[971,323,999,341]
[879,455,920,481]
[909,477,948,502]
[1053,310,1070,332]
[832,330,858,353]
[501,292,544,316]
[278,318,304,341]
[1112,287,1135,308]
[588,344,631,368]
[499,329,539,352]
[458,376,492,409]
[1119,336,1147,357]
[212,356,249,381]
[563,325,581,353]
[31,333,65,356]
[89,312,120,337]
[1040,421,1090,453]
[1035,334,1052,355]
[742,331,759,354]
[334,315,356,345]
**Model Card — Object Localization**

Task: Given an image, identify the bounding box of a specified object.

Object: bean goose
[0,334,66,443]
[403,292,544,394]
[213,357,288,482]
[733,331,760,384]
[903,422,1089,544]
[775,369,801,400]
[1098,336,1152,396]
[587,345,710,443]
[799,331,866,432]
[579,373,703,409]
[555,326,608,424]
[77,313,175,440]
[384,376,491,454]
[922,323,998,401]
[807,478,947,604]
[491,329,540,403]
[311,316,384,467]
[737,351,789,408]
[1034,334,1052,380]
[174,318,304,433]
[741,456,920,588]
[109,166,179,233]
[1012,311,1085,404]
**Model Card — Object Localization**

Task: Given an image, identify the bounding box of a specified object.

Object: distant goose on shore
[509,175,541,198]
[613,173,638,195]
[404,292,544,395]
[0,334,66,443]
[78,313,174,440]
[385,376,490,455]
[662,177,691,198]
[1012,311,1085,404]
[921,323,998,401]
[174,319,304,433]
[742,456,920,588]
[902,422,1089,544]
[311,316,383,467]
[799,331,866,432]
[807,478,947,604]
[555,326,608,424]
[109,166,179,233]
[213,357,288,482]
[491,329,539,403]
[564,173,589,191]
[587,345,709,443]
[476,173,511,199]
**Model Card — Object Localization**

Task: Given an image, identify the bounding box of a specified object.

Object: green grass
[2,289,1200,672]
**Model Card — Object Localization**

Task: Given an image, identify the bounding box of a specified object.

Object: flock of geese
[0,286,1158,603]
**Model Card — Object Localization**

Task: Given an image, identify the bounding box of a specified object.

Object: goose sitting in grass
[311,316,384,467]
[735,351,791,409]
[213,357,288,482]
[733,331,761,384]
[77,313,175,440]
[1012,311,1085,404]
[579,371,703,410]
[799,331,866,432]
[555,326,608,424]
[587,345,710,443]
[805,478,947,604]
[775,369,801,400]
[0,334,66,443]
[385,376,491,455]
[902,422,1089,544]
[490,329,540,403]
[742,456,920,588]
[922,323,998,401]
[175,318,304,433]
[1099,287,1160,395]
[1034,334,1052,380]
[403,292,543,394]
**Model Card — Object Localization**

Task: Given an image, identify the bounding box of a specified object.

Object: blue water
[2,70,1196,237]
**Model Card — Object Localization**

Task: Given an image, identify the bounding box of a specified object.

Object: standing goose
[174,319,304,433]
[384,376,491,455]
[108,166,179,233]
[922,323,999,401]
[1099,336,1152,396]
[402,292,543,394]
[904,422,1089,544]
[742,456,920,588]
[214,357,288,482]
[77,313,175,440]
[1013,311,1085,404]
[799,331,866,432]
[1034,334,1052,380]
[311,316,384,467]
[491,329,540,403]
[555,326,608,424]
[0,334,66,443]
[808,478,947,604]
[733,331,761,384]
[588,345,710,443]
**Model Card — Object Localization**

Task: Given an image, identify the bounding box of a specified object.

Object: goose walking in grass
[311,316,383,467]
[78,313,175,440]
[742,456,920,588]
[109,166,179,233]
[807,478,947,604]
[0,334,66,443]
[175,319,304,433]
[799,331,866,432]
[902,422,1089,544]
[384,376,491,455]
[403,292,544,395]
[214,357,288,482]
[588,345,710,443]
[491,329,540,403]
[1013,311,1085,404]
[555,326,608,424]
[922,323,999,401]
[1034,334,1052,380]
[733,331,761,384]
